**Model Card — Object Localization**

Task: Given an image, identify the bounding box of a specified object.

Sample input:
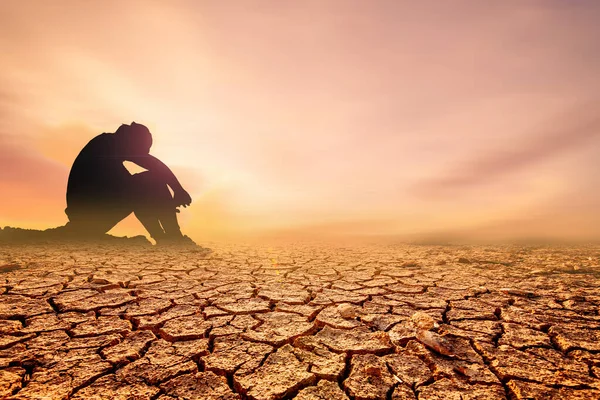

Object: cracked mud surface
[1,242,600,399]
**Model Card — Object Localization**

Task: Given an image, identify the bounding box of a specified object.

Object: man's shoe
[156,234,211,254]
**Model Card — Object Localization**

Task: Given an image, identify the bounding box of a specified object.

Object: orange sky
[1,1,600,242]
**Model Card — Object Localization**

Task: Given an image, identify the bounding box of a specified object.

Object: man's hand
[173,189,192,208]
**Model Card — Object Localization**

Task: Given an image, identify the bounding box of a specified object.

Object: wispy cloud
[412,103,600,197]
[0,136,68,223]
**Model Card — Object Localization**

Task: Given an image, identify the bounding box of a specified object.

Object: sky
[1,0,600,242]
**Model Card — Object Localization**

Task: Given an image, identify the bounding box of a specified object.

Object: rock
[170,338,210,360]
[218,298,271,315]
[475,343,597,387]
[338,303,357,319]
[507,379,600,400]
[361,313,407,331]
[295,380,349,400]
[158,372,240,399]
[70,316,131,337]
[411,311,435,330]
[52,290,135,312]
[0,367,25,398]
[234,344,316,400]
[417,378,506,399]
[343,354,395,400]
[384,353,432,388]
[419,347,499,385]
[275,303,323,319]
[258,284,310,305]
[0,320,22,335]
[549,325,600,352]
[314,325,393,354]
[22,330,70,356]
[293,336,346,380]
[416,330,453,357]
[202,336,272,376]
[0,295,53,319]
[315,305,361,329]
[230,314,260,330]
[0,333,35,350]
[99,297,172,318]
[23,313,72,333]
[0,344,27,368]
[70,374,160,399]
[568,349,600,367]
[498,288,536,298]
[498,322,551,349]
[64,334,121,350]
[391,384,417,399]
[388,320,418,346]
[133,304,198,330]
[101,330,156,364]
[158,315,211,341]
[310,289,369,306]
[442,320,501,343]
[447,299,498,321]
[12,350,111,400]
[116,339,197,385]
[242,312,315,346]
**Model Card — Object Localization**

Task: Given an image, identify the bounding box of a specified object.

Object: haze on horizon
[1,1,600,243]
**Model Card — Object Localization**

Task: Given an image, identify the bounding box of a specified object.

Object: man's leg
[131,171,183,242]
[66,205,132,237]
[133,208,166,241]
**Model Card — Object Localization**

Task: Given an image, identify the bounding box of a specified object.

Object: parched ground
[1,242,600,400]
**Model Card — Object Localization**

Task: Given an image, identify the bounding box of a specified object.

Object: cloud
[0,136,68,225]
[412,103,600,197]
[34,123,98,167]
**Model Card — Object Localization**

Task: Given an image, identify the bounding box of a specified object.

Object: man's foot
[155,234,212,254]
[156,234,198,247]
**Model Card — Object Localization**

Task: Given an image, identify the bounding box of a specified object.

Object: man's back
[66,133,131,215]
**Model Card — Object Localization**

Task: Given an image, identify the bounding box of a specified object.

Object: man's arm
[126,154,192,207]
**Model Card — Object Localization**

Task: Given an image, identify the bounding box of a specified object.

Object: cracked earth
[1,242,600,399]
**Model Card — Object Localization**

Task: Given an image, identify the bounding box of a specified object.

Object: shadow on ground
[0,226,151,246]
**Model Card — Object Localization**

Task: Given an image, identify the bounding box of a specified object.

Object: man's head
[115,122,153,155]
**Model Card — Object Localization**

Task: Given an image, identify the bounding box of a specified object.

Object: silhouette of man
[65,122,194,245]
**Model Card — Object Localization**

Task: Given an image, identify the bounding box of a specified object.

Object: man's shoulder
[85,132,114,147]
[93,132,113,141]
[76,133,116,157]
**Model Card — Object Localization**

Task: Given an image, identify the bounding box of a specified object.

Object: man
[65,122,194,245]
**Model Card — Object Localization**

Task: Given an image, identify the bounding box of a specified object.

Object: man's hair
[115,122,153,153]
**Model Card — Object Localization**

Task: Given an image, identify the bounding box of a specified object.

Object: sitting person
[64,122,194,245]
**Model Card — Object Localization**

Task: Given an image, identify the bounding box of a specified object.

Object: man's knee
[131,171,172,205]
[132,171,166,193]
[132,170,157,186]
